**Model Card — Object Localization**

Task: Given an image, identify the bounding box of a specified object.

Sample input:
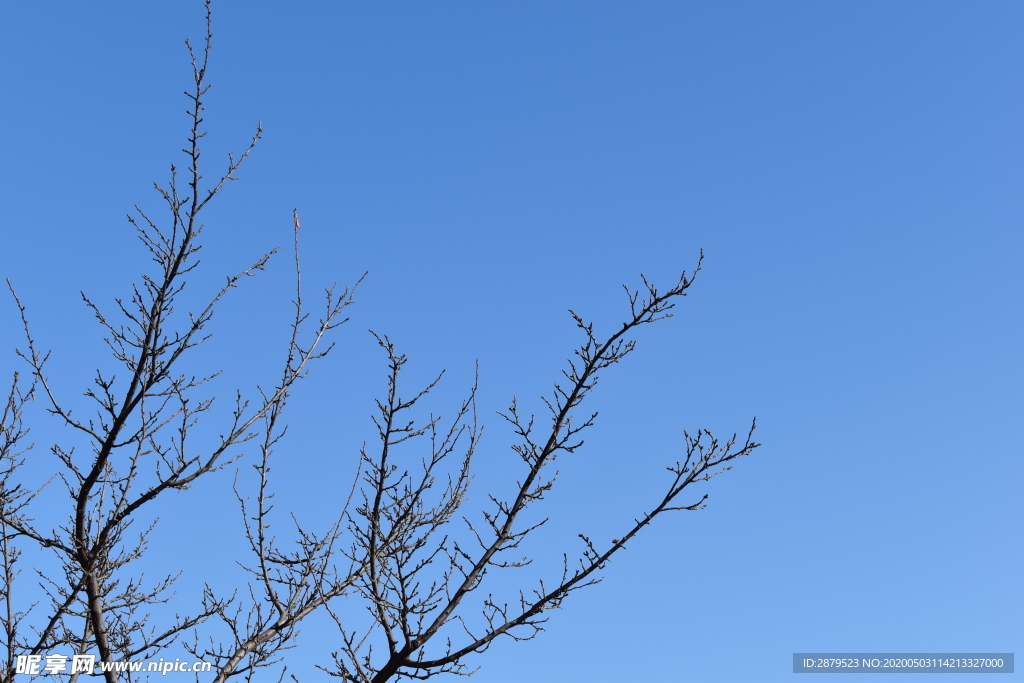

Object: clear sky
[0,1,1020,681]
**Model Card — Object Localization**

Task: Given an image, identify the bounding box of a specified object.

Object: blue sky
[0,1,1021,681]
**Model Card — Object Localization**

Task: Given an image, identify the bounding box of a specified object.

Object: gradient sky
[0,2,1020,681]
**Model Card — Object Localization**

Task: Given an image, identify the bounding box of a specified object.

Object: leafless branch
[0,3,760,681]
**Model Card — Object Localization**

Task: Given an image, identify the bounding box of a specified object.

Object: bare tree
[1,3,759,681]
